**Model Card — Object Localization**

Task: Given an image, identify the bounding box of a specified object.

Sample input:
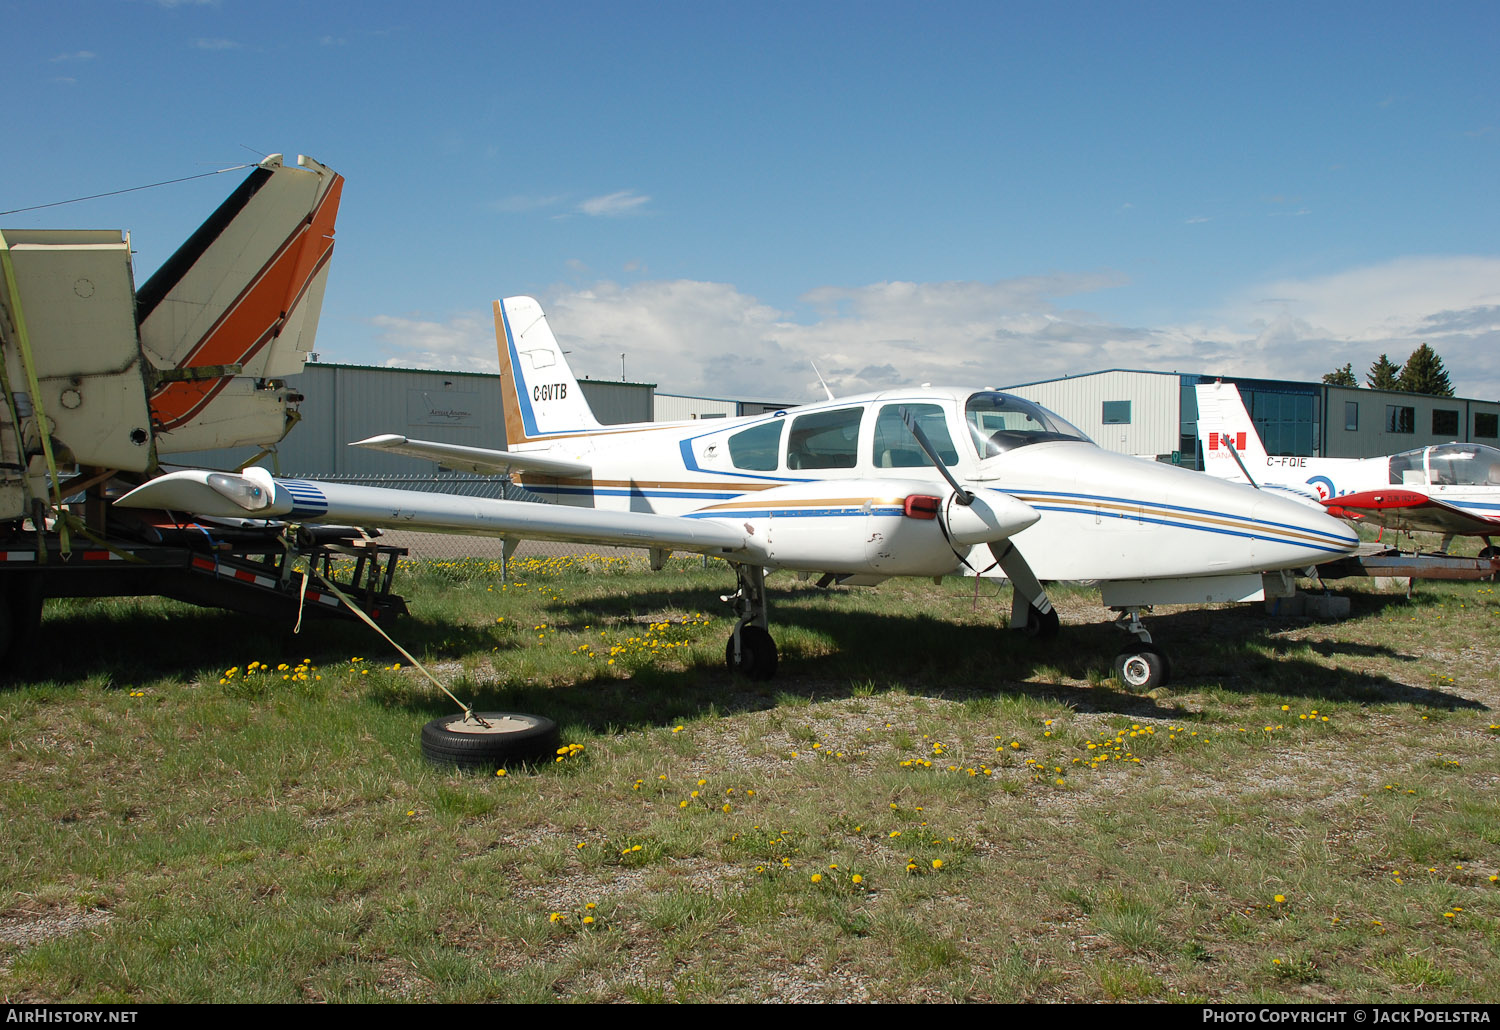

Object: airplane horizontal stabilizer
[349,434,592,478]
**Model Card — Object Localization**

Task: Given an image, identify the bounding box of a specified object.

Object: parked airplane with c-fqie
[119,297,1360,690]
[1195,381,1500,557]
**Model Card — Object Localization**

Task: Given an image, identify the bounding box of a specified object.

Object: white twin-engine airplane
[1196,381,1500,557]
[119,297,1359,689]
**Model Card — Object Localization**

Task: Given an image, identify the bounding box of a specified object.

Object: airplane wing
[349,434,591,478]
[1324,489,1500,537]
[115,468,751,555]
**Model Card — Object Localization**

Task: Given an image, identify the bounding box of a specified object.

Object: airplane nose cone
[1251,492,1360,564]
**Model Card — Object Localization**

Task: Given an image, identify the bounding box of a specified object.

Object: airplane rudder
[494,296,600,436]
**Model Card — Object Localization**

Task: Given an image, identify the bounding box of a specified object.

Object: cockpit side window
[786,408,862,470]
[1388,449,1423,486]
[1427,443,1500,486]
[964,392,1091,457]
[727,420,783,472]
[873,403,959,467]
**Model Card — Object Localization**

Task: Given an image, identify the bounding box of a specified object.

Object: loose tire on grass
[420,712,560,769]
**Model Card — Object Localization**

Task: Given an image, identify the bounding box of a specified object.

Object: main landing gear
[723,563,778,680]
[1110,607,1171,690]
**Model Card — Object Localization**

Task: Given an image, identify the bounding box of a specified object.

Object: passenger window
[728,420,783,471]
[873,404,958,467]
[786,408,862,470]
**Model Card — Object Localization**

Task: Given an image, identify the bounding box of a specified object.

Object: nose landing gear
[1110,607,1171,690]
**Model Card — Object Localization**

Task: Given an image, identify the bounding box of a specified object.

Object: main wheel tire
[420,711,560,769]
[1479,546,1499,559]
[1113,645,1169,690]
[725,625,778,680]
[1022,603,1060,639]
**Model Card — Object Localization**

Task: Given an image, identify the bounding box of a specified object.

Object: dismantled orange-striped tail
[136,154,343,448]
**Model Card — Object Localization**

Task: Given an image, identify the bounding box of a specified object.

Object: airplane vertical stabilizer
[494,296,601,443]
[137,154,343,452]
[1195,381,1269,480]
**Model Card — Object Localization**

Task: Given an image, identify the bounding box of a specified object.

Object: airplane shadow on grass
[22,579,1487,736]
[370,579,1489,733]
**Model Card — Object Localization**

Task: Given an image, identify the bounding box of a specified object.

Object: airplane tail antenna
[810,361,835,401]
[493,296,601,442]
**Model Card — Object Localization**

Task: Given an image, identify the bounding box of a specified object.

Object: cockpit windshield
[1388,443,1500,486]
[965,392,1092,458]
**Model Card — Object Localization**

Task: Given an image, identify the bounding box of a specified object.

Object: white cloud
[577,191,650,217]
[49,51,95,62]
[367,312,497,373]
[1221,256,1500,397]
[191,37,240,50]
[360,256,1500,405]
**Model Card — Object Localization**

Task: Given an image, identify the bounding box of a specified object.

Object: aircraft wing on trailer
[115,468,750,554]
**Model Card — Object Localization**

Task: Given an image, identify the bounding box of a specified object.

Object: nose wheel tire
[726,625,778,680]
[1113,645,1170,690]
[420,712,560,769]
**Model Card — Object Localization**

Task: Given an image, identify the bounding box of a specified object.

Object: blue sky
[6,0,1498,401]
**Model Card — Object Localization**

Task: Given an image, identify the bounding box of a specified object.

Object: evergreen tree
[1397,343,1454,397]
[1322,363,1357,387]
[1367,354,1401,390]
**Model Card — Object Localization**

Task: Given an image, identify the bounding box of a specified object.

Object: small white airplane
[119,298,1360,689]
[1196,381,1500,557]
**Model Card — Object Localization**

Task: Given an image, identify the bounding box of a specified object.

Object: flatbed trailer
[0,154,409,669]
[0,518,407,660]
[1317,545,1500,582]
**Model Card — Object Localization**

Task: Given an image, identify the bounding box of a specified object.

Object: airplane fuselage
[507,386,1357,582]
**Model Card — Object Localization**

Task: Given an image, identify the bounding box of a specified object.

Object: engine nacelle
[700,479,1033,576]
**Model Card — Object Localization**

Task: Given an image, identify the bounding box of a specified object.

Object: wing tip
[349,434,407,449]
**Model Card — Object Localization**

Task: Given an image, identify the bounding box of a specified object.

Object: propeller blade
[989,539,1057,636]
[899,406,973,505]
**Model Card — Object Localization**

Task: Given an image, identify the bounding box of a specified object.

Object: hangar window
[1345,402,1359,432]
[727,420,783,471]
[1385,405,1415,434]
[1476,413,1499,439]
[1432,409,1459,437]
[1102,400,1132,425]
[873,404,958,467]
[786,408,862,470]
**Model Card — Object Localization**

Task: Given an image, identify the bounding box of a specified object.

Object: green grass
[1,552,1498,1002]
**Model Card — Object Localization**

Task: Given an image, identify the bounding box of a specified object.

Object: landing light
[207,472,271,512]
